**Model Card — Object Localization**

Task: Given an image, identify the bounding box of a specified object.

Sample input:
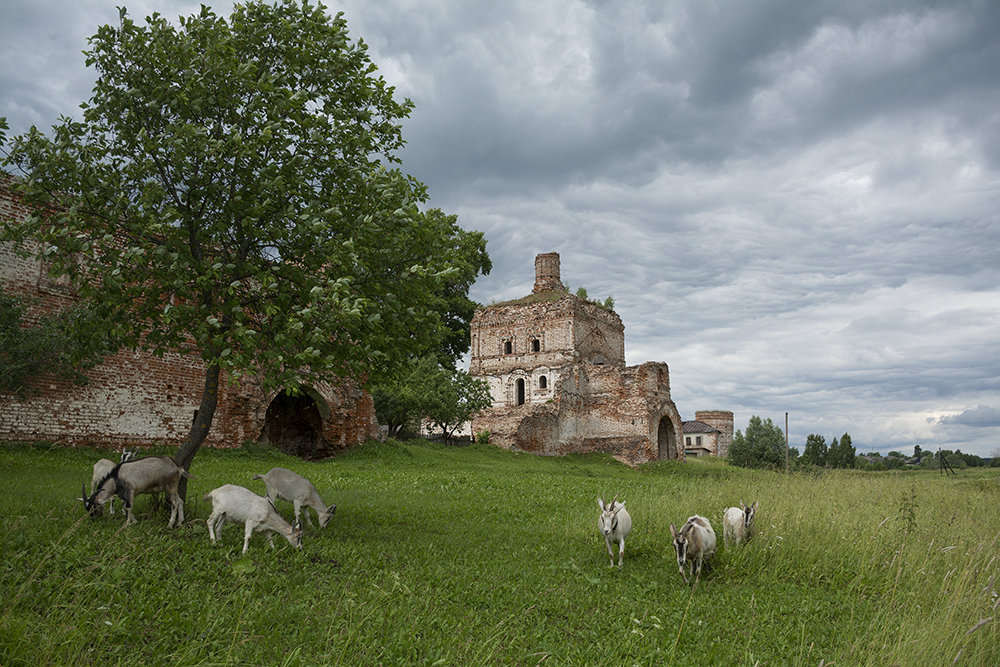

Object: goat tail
[202,491,213,502]
[252,473,263,480]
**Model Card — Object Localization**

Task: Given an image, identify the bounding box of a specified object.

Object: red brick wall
[0,173,376,455]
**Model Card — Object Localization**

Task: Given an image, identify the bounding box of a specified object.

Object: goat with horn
[597,495,632,568]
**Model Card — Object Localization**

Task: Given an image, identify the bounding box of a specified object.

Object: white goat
[204,484,303,554]
[597,495,632,568]
[82,455,187,527]
[252,467,335,529]
[89,448,137,515]
[670,515,717,587]
[722,500,758,547]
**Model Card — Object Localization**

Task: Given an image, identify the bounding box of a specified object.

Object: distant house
[681,413,734,458]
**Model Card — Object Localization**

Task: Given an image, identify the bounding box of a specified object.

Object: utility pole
[785,411,789,473]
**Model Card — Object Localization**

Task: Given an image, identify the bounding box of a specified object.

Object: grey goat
[88,448,137,515]
[670,515,717,587]
[82,455,188,527]
[252,467,335,528]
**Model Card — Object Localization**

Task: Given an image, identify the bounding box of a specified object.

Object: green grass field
[1,440,997,665]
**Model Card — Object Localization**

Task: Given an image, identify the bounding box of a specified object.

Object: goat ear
[752,501,759,511]
[670,523,678,538]
[597,498,605,511]
[327,504,336,515]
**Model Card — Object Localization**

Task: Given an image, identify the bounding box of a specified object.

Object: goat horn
[81,483,93,512]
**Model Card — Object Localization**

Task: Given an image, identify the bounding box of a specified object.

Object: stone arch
[657,414,679,460]
[260,386,328,458]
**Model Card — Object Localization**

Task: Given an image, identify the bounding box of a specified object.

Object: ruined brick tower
[695,410,734,457]
[469,252,684,464]
[532,252,564,293]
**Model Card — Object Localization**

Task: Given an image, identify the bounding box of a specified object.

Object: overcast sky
[2,0,999,457]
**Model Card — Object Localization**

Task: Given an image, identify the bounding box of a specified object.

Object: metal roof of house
[681,420,720,434]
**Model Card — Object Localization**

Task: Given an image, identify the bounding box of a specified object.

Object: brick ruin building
[469,252,689,465]
[0,174,376,457]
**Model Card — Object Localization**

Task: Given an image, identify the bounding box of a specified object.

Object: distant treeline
[727,416,999,471]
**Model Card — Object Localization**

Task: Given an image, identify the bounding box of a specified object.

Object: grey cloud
[4,0,1000,455]
[938,405,1000,427]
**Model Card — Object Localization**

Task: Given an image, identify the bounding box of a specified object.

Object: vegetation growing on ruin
[1,441,997,665]
[489,286,615,312]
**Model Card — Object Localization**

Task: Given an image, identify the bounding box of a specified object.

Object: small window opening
[515,378,525,406]
[531,339,540,352]
[539,375,547,389]
[504,340,512,354]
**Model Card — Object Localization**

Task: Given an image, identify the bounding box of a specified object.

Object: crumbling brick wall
[473,359,683,465]
[0,173,376,456]
[469,253,684,465]
[695,410,735,457]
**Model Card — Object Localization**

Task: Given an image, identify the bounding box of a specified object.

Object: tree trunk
[174,358,220,501]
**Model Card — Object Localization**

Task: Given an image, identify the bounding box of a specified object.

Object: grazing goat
[252,467,335,529]
[82,455,187,527]
[204,484,303,554]
[670,515,717,587]
[722,500,758,547]
[88,448,137,515]
[597,495,632,568]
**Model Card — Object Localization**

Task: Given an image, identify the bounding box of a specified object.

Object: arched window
[531,339,540,352]
[538,375,547,389]
[515,378,525,405]
[504,340,512,354]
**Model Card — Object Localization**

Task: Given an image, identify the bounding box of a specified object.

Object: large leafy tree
[372,356,492,443]
[421,364,492,444]
[728,415,785,470]
[0,2,488,482]
[801,433,828,467]
[829,433,855,469]
[370,358,430,439]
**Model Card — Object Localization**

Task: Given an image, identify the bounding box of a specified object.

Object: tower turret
[532,252,564,293]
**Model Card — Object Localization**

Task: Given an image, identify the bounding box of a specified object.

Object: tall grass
[1,440,997,665]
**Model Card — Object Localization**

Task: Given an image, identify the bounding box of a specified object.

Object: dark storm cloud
[938,405,1000,428]
[3,0,999,454]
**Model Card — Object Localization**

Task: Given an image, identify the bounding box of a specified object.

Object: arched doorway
[261,388,326,458]
[657,415,677,460]
[515,378,526,406]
